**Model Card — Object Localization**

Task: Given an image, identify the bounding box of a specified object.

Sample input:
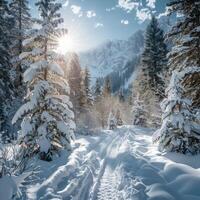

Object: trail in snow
[26,126,200,200]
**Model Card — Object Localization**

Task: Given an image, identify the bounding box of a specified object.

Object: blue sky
[30,0,169,51]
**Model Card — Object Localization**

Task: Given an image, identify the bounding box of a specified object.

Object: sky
[30,0,170,52]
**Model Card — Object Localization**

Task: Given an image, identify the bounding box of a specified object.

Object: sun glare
[57,34,76,54]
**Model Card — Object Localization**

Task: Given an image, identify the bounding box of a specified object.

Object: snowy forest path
[26,126,169,200]
[90,126,159,200]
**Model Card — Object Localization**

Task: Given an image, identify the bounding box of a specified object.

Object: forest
[0,0,200,199]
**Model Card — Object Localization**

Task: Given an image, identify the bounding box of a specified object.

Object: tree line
[133,0,200,154]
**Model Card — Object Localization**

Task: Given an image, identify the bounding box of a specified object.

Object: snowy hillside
[20,126,200,200]
[79,30,144,87]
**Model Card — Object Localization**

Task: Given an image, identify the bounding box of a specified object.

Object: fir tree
[103,76,112,97]
[155,0,200,154]
[10,0,31,87]
[133,66,162,127]
[79,72,88,111]
[115,109,123,126]
[79,67,93,112]
[94,78,101,102]
[12,0,75,161]
[154,67,200,154]
[0,0,14,135]
[66,53,82,116]
[84,67,93,107]
[142,15,168,99]
[132,95,147,126]
[118,88,125,102]
[167,0,200,107]
[107,110,116,130]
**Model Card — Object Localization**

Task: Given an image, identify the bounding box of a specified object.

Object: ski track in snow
[26,126,200,200]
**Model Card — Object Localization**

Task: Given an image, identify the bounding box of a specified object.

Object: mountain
[79,30,144,92]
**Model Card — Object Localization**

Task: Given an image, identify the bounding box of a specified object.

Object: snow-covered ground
[6,126,200,200]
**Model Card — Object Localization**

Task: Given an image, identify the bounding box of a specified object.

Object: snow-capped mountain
[79,30,144,90]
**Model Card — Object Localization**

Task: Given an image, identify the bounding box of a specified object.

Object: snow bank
[27,131,109,200]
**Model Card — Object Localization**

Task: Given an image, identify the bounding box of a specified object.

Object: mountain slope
[79,30,144,90]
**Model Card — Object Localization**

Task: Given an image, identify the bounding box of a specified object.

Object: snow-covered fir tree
[79,74,88,112]
[12,0,75,161]
[154,67,200,154]
[0,0,14,136]
[115,109,123,126]
[66,53,82,117]
[80,67,93,110]
[84,67,93,106]
[142,15,168,99]
[132,95,147,126]
[94,78,102,102]
[167,0,200,107]
[155,0,200,154]
[107,110,116,130]
[132,16,167,127]
[9,0,31,87]
[118,88,125,102]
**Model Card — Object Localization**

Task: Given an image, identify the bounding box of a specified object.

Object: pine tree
[115,109,123,126]
[66,53,82,116]
[132,95,147,126]
[107,110,116,130]
[103,76,112,97]
[9,0,31,87]
[133,66,162,127]
[79,73,88,111]
[155,0,200,154]
[12,0,75,161]
[0,0,14,135]
[94,78,101,102]
[167,0,200,107]
[84,67,93,107]
[79,67,93,112]
[118,88,125,102]
[154,67,200,154]
[133,16,168,127]
[142,15,168,99]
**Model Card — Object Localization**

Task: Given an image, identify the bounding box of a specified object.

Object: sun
[56,34,76,54]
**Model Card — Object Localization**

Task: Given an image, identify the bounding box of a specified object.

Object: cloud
[71,5,82,17]
[71,6,97,18]
[146,0,156,9]
[87,10,96,18]
[63,0,69,7]
[118,0,140,12]
[106,7,116,12]
[136,8,151,23]
[95,23,104,28]
[121,20,129,25]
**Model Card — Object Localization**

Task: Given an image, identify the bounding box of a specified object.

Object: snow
[154,67,200,153]
[0,176,18,200]
[23,60,64,83]
[38,136,51,153]
[49,62,64,76]
[0,172,32,200]
[19,48,44,59]
[16,126,200,200]
[79,30,144,86]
